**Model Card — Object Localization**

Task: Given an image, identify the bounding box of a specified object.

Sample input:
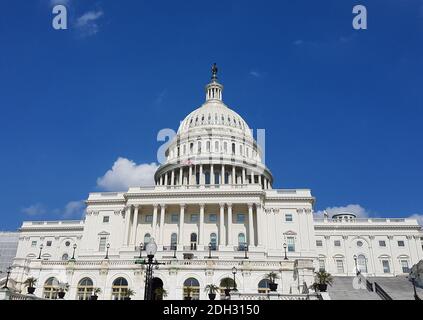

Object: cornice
[314,225,421,231]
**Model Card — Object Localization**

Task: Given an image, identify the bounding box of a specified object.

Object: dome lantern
[205,63,223,102]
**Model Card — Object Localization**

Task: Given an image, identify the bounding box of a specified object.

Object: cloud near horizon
[97,157,159,191]
[22,200,85,219]
[75,10,104,37]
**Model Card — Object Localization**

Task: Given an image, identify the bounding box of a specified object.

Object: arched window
[205,171,211,185]
[61,253,69,261]
[112,277,128,300]
[171,233,177,250]
[224,142,228,153]
[238,233,246,250]
[215,141,219,152]
[357,254,368,273]
[197,141,202,154]
[43,277,59,299]
[206,141,211,152]
[232,143,236,154]
[183,278,200,300]
[214,171,220,184]
[77,277,94,300]
[190,233,197,250]
[210,233,217,250]
[258,279,271,294]
[144,233,151,246]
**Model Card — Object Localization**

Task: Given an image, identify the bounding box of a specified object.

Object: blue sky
[1,0,423,230]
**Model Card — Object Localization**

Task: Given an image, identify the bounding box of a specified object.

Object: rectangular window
[316,240,323,247]
[99,237,107,252]
[336,260,344,273]
[319,259,325,272]
[171,214,179,223]
[190,214,199,223]
[401,260,409,273]
[46,241,52,247]
[334,240,341,247]
[31,241,37,247]
[397,240,405,247]
[103,216,110,223]
[285,214,293,222]
[236,214,245,223]
[382,260,390,273]
[287,237,295,252]
[145,215,153,223]
[209,214,217,222]
[379,240,386,247]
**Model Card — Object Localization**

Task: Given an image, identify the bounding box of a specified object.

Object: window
[285,214,293,222]
[334,240,341,247]
[209,214,217,222]
[145,215,153,223]
[224,142,228,153]
[287,237,295,252]
[210,233,217,250]
[65,241,71,247]
[400,260,409,273]
[357,255,368,273]
[336,260,344,273]
[112,277,128,300]
[190,233,198,250]
[231,143,236,154]
[46,241,52,247]
[258,279,271,294]
[379,240,386,247]
[238,233,246,250]
[215,141,219,152]
[206,141,211,152]
[356,241,363,247]
[99,237,107,252]
[190,214,198,223]
[397,240,405,247]
[31,241,37,247]
[183,278,200,300]
[236,214,245,223]
[143,233,151,246]
[43,277,59,299]
[103,216,110,223]
[171,214,179,223]
[197,141,202,154]
[319,259,326,272]
[61,253,69,261]
[170,233,177,250]
[382,260,390,273]
[77,278,94,300]
[316,240,323,247]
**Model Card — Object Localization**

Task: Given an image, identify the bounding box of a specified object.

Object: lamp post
[37,244,44,260]
[71,244,77,260]
[353,255,359,275]
[232,267,237,291]
[2,266,11,289]
[138,238,165,300]
[105,243,110,259]
[208,243,212,259]
[139,243,144,259]
[283,243,288,260]
[244,245,249,259]
[173,244,177,259]
[410,273,421,300]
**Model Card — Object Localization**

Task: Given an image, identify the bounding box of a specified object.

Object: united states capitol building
[7,66,423,300]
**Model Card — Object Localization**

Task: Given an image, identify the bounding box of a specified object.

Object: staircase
[369,276,423,300]
[328,276,380,300]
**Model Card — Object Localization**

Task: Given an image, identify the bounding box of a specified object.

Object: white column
[242,168,246,184]
[159,205,166,245]
[256,204,263,246]
[171,170,175,186]
[164,172,168,185]
[210,164,215,185]
[227,204,233,246]
[221,164,225,184]
[178,204,185,245]
[258,174,262,188]
[131,206,139,246]
[219,203,225,246]
[248,203,255,247]
[189,166,192,185]
[251,171,255,184]
[152,205,158,240]
[199,204,205,246]
[159,176,163,186]
[232,166,236,184]
[199,165,203,185]
[179,168,183,185]
[123,206,132,246]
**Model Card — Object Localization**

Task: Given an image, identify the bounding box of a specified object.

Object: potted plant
[124,288,135,300]
[205,284,219,300]
[154,287,168,300]
[265,272,280,291]
[57,283,69,299]
[184,286,193,300]
[313,270,333,292]
[24,277,37,294]
[90,288,101,300]
[220,278,235,296]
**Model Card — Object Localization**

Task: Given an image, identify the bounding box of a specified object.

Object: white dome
[177,100,252,138]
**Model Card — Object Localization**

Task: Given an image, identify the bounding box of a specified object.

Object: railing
[231,293,321,300]
[163,246,177,251]
[374,282,393,300]
[183,245,197,251]
[234,245,248,252]
[366,279,374,292]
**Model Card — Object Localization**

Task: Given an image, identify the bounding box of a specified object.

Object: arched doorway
[258,279,271,294]
[151,277,164,300]
[183,277,200,300]
[190,233,197,250]
[357,254,368,273]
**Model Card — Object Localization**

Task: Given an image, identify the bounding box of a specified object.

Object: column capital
[180,204,186,209]
[199,203,205,209]
[160,204,167,210]
[247,203,254,209]
[153,204,159,209]
[255,203,262,209]
[219,202,226,208]
[226,203,232,208]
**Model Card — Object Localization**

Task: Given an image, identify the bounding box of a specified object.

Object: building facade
[0,232,19,274]
[7,67,423,300]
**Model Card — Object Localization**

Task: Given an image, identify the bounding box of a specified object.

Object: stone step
[328,277,380,300]
[369,276,423,300]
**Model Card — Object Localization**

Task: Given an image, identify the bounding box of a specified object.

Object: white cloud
[408,214,423,226]
[249,70,262,78]
[97,157,159,191]
[62,200,85,218]
[314,204,369,218]
[22,203,47,216]
[75,10,104,37]
[293,39,304,46]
